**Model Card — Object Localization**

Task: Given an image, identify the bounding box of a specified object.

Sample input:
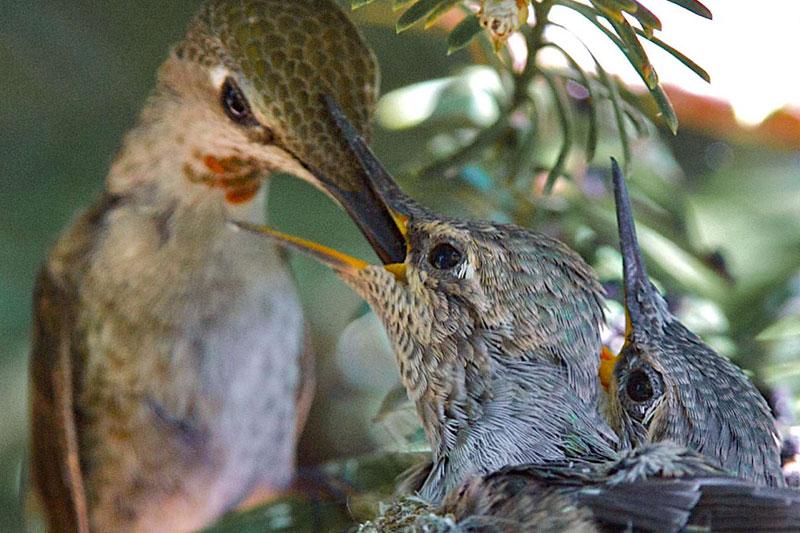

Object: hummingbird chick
[237,211,620,502]
[605,159,785,487]
[234,98,618,504]
[29,1,405,532]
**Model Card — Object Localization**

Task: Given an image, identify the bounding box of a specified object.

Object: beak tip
[610,159,670,332]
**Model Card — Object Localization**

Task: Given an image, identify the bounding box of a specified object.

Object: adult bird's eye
[626,368,654,402]
[428,242,463,270]
[221,77,258,126]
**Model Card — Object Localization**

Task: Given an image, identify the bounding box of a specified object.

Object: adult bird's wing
[29,266,89,533]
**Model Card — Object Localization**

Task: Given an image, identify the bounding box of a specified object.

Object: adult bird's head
[607,158,784,486]
[107,0,404,263]
[234,97,613,499]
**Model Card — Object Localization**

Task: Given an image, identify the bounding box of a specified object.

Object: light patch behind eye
[209,65,231,89]
[455,261,475,280]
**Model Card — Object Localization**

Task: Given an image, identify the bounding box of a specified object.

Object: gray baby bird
[605,158,784,487]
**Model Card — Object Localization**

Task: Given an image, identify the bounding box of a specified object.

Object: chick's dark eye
[626,369,654,402]
[428,243,462,270]
[221,77,257,126]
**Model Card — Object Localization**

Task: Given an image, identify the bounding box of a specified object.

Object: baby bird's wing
[449,446,800,533]
[577,476,800,532]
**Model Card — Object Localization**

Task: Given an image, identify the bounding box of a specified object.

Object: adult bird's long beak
[304,94,428,268]
[236,95,431,280]
[320,94,418,219]
[310,170,408,266]
[232,95,417,281]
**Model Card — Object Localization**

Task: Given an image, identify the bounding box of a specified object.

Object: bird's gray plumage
[325,217,618,503]
[440,443,800,532]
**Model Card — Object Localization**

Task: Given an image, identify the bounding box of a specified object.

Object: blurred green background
[3,1,800,530]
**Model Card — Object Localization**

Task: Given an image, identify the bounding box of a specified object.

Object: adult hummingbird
[237,104,800,532]
[233,97,618,504]
[604,158,785,487]
[28,1,405,532]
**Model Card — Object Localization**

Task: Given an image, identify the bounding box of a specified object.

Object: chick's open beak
[599,345,619,390]
[231,220,408,281]
[386,211,410,280]
[310,175,408,266]
[300,93,416,267]
[233,221,366,275]
[304,94,427,273]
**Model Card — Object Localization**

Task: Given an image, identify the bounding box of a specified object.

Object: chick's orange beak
[384,211,409,279]
[233,95,418,282]
[599,345,619,390]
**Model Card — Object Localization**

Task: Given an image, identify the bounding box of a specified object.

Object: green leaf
[591,0,637,15]
[507,106,539,187]
[650,83,679,134]
[589,2,625,23]
[622,107,648,137]
[560,1,656,88]
[615,86,650,136]
[631,1,661,34]
[397,0,449,33]
[634,28,710,82]
[351,0,380,9]
[603,79,650,135]
[541,72,573,194]
[561,1,679,132]
[420,116,509,178]
[542,42,599,162]
[665,0,712,19]
[605,14,658,89]
[394,0,417,11]
[549,20,632,166]
[424,0,460,28]
[570,71,647,140]
[446,14,482,55]
[757,314,800,342]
